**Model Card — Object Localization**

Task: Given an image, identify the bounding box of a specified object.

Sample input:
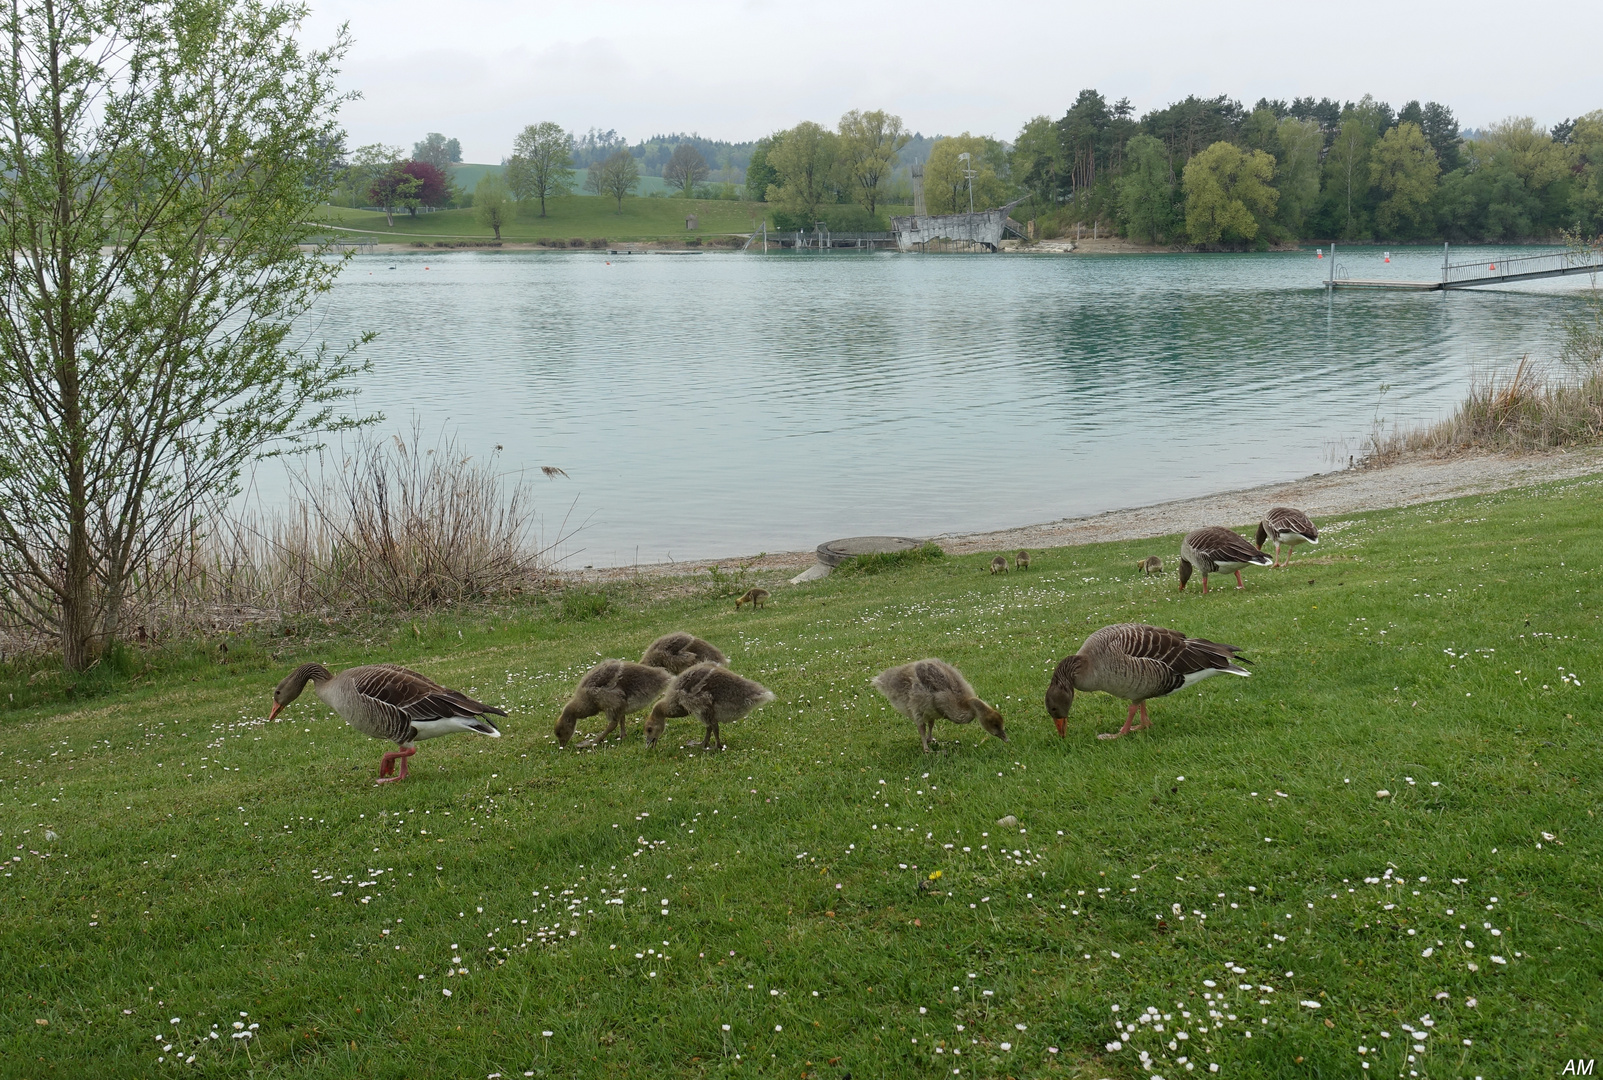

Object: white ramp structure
[891,198,1026,252]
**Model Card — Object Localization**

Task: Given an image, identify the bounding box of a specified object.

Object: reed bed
[1,428,559,653]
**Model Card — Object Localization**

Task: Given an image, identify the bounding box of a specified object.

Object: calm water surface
[292,245,1591,567]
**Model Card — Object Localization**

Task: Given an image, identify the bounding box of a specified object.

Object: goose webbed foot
[376,747,415,783]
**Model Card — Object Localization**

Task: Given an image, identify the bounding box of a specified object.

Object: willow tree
[0,0,370,670]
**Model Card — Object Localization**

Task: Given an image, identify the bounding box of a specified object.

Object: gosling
[1138,556,1164,575]
[641,631,728,675]
[643,663,775,751]
[735,587,770,610]
[1015,550,1031,570]
[554,660,672,748]
[872,659,1007,753]
[989,555,1008,575]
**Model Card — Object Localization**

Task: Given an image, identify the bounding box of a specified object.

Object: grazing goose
[640,631,728,675]
[643,663,774,750]
[1138,556,1164,575]
[269,663,504,783]
[872,659,1007,752]
[735,587,770,610]
[989,555,1008,575]
[1045,624,1250,740]
[554,660,672,748]
[1179,526,1273,593]
[1255,507,1319,567]
[1015,550,1031,570]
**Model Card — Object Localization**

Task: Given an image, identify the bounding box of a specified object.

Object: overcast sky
[301,0,1603,162]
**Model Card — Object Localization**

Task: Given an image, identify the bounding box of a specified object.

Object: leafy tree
[1274,118,1323,234]
[1323,115,1382,238]
[413,133,462,169]
[745,136,778,202]
[1569,111,1603,234]
[0,0,369,670]
[1289,96,1346,142]
[395,161,450,216]
[369,165,421,226]
[1182,142,1277,245]
[837,109,909,216]
[1240,107,1283,157]
[1370,122,1440,238]
[506,122,575,217]
[924,134,1010,215]
[585,150,641,211]
[1057,89,1134,198]
[343,143,404,209]
[474,174,514,239]
[1420,101,1462,171]
[765,121,838,221]
[663,144,710,196]
[1116,134,1175,243]
[1011,115,1063,209]
[1142,95,1245,164]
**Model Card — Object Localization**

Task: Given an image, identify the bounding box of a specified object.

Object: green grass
[3,478,1599,1077]
[315,196,765,243]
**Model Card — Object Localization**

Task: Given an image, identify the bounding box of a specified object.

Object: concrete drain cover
[792,536,924,583]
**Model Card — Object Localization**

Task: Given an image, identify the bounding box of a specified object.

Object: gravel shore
[575,447,1603,583]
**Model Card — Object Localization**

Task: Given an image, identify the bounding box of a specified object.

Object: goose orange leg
[1234,570,1245,589]
[1098,702,1142,740]
[377,746,416,783]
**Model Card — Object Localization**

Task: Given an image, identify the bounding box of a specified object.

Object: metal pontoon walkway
[1324,243,1603,290]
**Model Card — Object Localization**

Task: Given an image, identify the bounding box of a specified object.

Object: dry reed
[2,427,561,653]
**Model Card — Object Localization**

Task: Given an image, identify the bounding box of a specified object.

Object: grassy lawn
[315,197,765,243]
[2,477,1598,1077]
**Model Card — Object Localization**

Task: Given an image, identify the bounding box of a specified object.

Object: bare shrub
[0,428,561,652]
[1366,354,1603,462]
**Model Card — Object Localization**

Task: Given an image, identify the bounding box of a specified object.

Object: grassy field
[2,478,1599,1078]
[316,197,764,243]
[314,196,914,243]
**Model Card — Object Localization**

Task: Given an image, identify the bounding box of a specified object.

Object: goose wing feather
[1266,507,1318,541]
[349,664,507,723]
[1187,526,1272,567]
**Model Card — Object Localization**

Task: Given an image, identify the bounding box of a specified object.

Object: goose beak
[1053,716,1066,738]
[268,701,282,722]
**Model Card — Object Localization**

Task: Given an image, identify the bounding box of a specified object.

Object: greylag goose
[641,631,728,674]
[1179,526,1273,593]
[269,663,504,783]
[1045,623,1249,739]
[989,556,1008,575]
[555,660,672,748]
[1255,507,1319,567]
[735,587,770,610]
[1138,555,1164,575]
[643,663,774,750]
[1015,550,1031,570]
[871,659,1006,752]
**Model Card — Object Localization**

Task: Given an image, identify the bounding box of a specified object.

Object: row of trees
[1010,91,1603,244]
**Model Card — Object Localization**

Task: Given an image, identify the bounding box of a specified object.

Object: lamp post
[958,152,975,215]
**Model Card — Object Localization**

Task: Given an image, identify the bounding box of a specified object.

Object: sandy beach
[577,446,1603,582]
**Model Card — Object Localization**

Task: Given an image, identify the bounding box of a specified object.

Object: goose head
[1045,656,1079,736]
[269,662,331,721]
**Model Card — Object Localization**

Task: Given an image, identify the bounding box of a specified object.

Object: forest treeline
[744,93,1603,244]
[346,90,1603,244]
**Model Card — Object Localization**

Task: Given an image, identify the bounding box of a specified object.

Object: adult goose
[1255,507,1319,567]
[1179,526,1273,593]
[643,663,774,751]
[872,659,1006,752]
[640,632,728,675]
[1046,623,1250,740]
[554,660,672,749]
[270,663,504,783]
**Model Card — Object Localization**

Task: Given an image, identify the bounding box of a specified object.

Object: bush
[588,237,607,249]
[770,205,888,233]
[569,238,585,248]
[836,542,946,576]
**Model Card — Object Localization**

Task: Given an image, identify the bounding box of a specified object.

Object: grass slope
[3,479,1599,1078]
[315,197,763,243]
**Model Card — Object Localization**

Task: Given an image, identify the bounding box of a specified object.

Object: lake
[293,245,1593,568]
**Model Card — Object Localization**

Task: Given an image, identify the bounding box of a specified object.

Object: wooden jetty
[1326,243,1603,291]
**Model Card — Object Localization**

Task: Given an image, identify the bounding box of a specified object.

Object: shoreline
[571,446,1603,583]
